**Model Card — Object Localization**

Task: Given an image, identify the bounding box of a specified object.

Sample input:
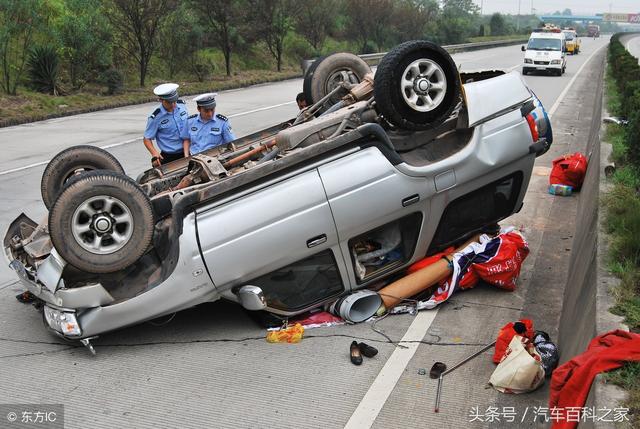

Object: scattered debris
[489,335,545,394]
[266,323,304,343]
[434,341,496,412]
[549,152,588,190]
[603,116,629,126]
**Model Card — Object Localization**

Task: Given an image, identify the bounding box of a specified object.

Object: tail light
[525,113,539,142]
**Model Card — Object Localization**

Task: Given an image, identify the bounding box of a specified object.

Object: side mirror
[521,46,526,52]
[236,285,267,310]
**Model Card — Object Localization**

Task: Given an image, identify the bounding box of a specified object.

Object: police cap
[193,93,217,109]
[153,83,179,102]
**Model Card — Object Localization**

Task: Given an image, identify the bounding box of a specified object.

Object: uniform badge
[191,127,198,131]
[160,119,169,125]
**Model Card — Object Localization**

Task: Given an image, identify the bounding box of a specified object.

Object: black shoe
[16,291,36,303]
[350,341,363,365]
[358,342,378,358]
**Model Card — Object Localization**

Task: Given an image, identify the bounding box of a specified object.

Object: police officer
[143,83,188,167]
[181,93,236,156]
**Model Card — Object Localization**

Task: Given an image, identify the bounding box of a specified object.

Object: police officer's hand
[151,152,163,167]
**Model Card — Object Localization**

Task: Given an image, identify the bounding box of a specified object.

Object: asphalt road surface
[0,37,610,428]
[621,33,640,62]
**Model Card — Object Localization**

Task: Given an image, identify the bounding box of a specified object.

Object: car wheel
[49,170,154,274]
[41,145,124,210]
[373,40,460,130]
[303,52,371,107]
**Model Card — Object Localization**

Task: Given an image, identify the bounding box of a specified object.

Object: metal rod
[433,341,496,413]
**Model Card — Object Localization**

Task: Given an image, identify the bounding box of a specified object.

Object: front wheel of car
[373,40,460,130]
[41,145,125,210]
[49,170,154,274]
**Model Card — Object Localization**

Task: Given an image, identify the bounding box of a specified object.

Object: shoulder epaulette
[150,107,161,119]
[188,113,197,119]
[216,113,228,121]
[177,99,185,104]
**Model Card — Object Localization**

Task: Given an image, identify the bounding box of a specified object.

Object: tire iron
[434,340,496,413]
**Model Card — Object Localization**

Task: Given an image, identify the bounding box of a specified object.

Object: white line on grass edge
[344,41,607,429]
[0,101,296,177]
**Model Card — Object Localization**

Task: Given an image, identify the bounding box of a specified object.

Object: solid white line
[344,310,439,429]
[548,44,607,118]
[0,101,297,177]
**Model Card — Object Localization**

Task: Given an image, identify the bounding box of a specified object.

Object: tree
[106,0,176,87]
[295,0,338,52]
[438,0,480,44]
[562,8,572,16]
[345,0,394,53]
[0,0,47,95]
[489,12,506,36]
[159,4,203,78]
[391,0,439,43]
[191,0,243,76]
[55,0,112,90]
[248,0,300,71]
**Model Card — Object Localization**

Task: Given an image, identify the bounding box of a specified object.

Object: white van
[521,31,566,76]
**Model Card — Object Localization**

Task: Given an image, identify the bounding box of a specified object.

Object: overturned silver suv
[4,41,552,348]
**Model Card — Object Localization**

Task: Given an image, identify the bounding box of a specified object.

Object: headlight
[524,59,533,64]
[550,60,561,64]
[44,306,82,336]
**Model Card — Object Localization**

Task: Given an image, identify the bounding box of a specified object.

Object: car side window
[349,212,423,284]
[246,249,343,311]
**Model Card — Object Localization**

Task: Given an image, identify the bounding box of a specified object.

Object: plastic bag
[472,230,529,291]
[493,319,535,363]
[266,323,304,343]
[549,152,588,190]
[489,335,545,394]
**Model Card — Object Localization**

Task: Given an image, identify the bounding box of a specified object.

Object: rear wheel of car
[303,53,371,107]
[373,40,460,130]
[49,170,154,274]
[41,145,125,210]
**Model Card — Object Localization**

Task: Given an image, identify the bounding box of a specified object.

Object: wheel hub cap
[93,216,112,233]
[415,77,431,94]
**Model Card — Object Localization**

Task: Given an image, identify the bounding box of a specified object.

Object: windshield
[563,32,575,40]
[527,38,562,51]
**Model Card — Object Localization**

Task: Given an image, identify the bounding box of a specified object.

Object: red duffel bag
[549,152,588,190]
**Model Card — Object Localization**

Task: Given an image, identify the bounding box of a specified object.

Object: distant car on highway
[562,29,580,55]
[4,40,552,351]
[522,29,567,76]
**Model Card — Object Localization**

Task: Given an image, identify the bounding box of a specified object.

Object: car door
[317,147,431,287]
[195,169,349,314]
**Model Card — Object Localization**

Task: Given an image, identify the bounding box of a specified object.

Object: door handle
[307,234,327,248]
[402,194,420,207]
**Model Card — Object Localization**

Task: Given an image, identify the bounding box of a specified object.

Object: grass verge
[0,69,301,128]
[602,61,640,424]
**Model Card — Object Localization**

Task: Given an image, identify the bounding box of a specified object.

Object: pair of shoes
[350,341,379,365]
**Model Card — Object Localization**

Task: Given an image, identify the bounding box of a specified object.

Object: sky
[472,0,640,16]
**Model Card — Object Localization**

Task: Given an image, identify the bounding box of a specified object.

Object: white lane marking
[548,44,607,118]
[0,101,297,176]
[344,310,439,429]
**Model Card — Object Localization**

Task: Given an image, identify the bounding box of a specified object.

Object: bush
[100,69,124,95]
[26,45,62,95]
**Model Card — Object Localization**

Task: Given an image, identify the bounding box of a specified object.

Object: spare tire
[48,170,154,274]
[374,40,460,130]
[303,53,371,107]
[41,145,124,210]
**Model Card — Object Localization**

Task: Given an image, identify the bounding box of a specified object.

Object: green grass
[0,68,301,127]
[603,58,640,424]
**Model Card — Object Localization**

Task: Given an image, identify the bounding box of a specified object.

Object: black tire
[41,145,124,210]
[373,40,460,130]
[48,170,154,274]
[303,52,371,106]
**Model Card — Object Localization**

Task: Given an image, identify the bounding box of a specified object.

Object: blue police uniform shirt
[144,102,188,153]
[181,113,236,155]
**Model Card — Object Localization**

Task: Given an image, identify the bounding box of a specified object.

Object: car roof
[529,32,564,40]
